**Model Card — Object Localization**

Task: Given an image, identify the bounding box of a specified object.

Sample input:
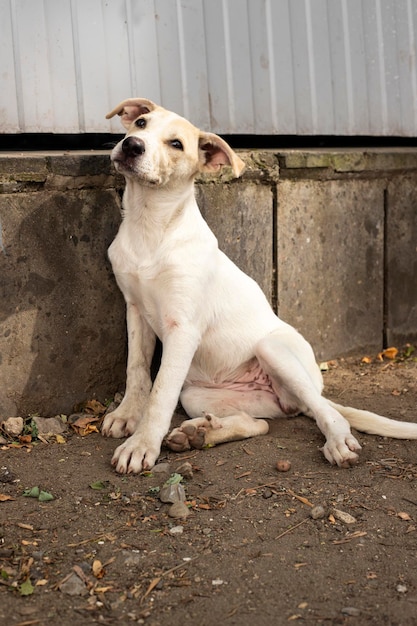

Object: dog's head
[106,98,245,187]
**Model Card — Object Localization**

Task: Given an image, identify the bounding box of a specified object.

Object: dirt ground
[1,352,417,626]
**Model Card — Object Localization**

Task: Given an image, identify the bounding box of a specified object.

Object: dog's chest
[108,229,198,338]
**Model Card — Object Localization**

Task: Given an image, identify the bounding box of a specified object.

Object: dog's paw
[110,433,160,474]
[321,434,362,468]
[101,409,140,439]
[166,414,222,452]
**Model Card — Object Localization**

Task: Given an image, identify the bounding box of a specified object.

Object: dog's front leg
[110,326,200,474]
[102,302,155,438]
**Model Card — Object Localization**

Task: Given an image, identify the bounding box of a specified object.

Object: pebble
[152,462,171,475]
[341,607,360,617]
[2,417,24,437]
[175,461,193,479]
[159,483,186,504]
[276,459,291,472]
[168,502,190,519]
[169,525,184,535]
[122,551,142,567]
[59,572,88,596]
[263,489,273,499]
[0,466,17,483]
[332,508,357,524]
[396,584,407,594]
[32,416,67,436]
[310,505,326,520]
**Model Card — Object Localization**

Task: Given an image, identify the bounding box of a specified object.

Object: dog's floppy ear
[106,98,158,129]
[198,133,245,178]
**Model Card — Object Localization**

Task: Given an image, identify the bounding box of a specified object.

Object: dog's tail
[328,400,417,439]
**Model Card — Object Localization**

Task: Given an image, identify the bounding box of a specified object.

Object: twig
[67,524,126,547]
[275,517,309,540]
[141,557,198,603]
[402,497,417,507]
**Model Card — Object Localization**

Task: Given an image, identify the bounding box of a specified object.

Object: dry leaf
[0,494,15,502]
[361,356,372,364]
[382,347,398,360]
[92,559,105,579]
[19,434,32,444]
[397,511,412,521]
[84,399,107,415]
[56,434,66,444]
[71,415,101,436]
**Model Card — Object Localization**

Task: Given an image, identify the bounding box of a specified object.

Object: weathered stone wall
[0,149,416,418]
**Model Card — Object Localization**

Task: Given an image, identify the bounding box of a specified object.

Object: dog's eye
[135,118,146,128]
[170,139,183,151]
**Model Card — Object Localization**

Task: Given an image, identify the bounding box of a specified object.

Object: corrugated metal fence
[1,0,417,136]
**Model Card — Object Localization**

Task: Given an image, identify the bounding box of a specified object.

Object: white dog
[102,98,417,474]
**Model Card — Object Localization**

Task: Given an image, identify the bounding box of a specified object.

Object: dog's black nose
[122,136,145,157]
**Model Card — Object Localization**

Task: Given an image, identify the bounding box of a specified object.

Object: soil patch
[1,355,417,625]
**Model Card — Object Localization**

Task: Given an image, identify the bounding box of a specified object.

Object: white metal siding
[1,0,417,135]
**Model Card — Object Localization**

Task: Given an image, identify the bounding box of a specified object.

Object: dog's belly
[186,357,273,393]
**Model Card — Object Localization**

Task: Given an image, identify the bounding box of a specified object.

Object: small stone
[396,584,408,594]
[341,607,360,617]
[2,417,24,437]
[122,551,142,567]
[276,459,291,472]
[59,572,88,596]
[263,489,273,499]
[310,505,326,520]
[32,416,67,436]
[175,461,193,479]
[152,463,171,475]
[332,508,356,524]
[160,483,186,504]
[169,525,184,535]
[168,502,190,519]
[0,467,17,483]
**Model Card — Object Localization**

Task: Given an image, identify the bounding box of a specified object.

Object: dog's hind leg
[166,411,269,452]
[166,387,273,452]
[255,328,362,467]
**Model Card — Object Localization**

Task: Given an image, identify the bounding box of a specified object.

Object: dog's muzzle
[122,136,145,158]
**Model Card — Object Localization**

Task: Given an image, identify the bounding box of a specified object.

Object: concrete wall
[0,149,416,418]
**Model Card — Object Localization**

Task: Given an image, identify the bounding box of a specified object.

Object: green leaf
[23,486,40,498]
[38,490,54,502]
[19,579,34,596]
[89,480,109,491]
[163,473,183,486]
